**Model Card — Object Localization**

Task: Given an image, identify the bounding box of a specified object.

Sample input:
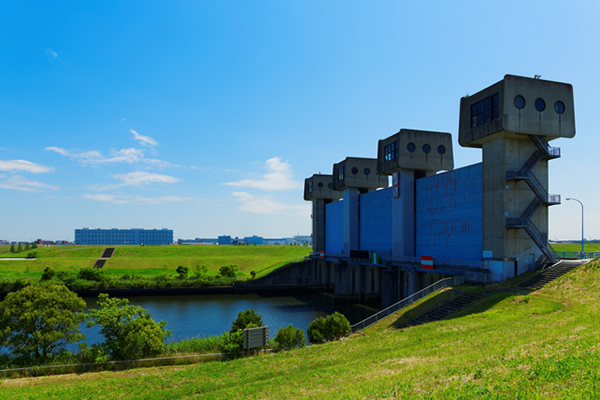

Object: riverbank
[3,258,599,398]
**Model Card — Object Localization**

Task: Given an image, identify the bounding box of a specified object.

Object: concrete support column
[312,200,328,253]
[406,270,415,297]
[392,170,416,258]
[343,188,360,256]
[381,267,400,308]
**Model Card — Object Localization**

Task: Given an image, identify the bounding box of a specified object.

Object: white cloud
[105,148,145,164]
[45,146,70,156]
[131,129,158,147]
[113,171,181,186]
[90,171,181,191]
[0,175,58,192]
[84,193,195,205]
[47,49,58,58]
[0,159,53,173]
[224,157,302,191]
[231,192,310,217]
[46,146,173,167]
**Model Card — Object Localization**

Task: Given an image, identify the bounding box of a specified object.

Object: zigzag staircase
[505,136,561,264]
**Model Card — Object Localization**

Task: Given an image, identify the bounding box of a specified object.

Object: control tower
[377,129,454,258]
[332,157,388,256]
[304,174,342,253]
[458,74,575,272]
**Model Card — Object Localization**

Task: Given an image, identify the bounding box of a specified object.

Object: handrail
[350,276,464,332]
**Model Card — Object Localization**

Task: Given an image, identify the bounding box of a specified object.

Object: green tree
[191,264,208,279]
[9,244,15,253]
[31,242,38,249]
[78,267,104,281]
[307,316,327,344]
[17,243,23,253]
[322,312,351,341]
[24,243,30,251]
[230,308,263,333]
[307,312,351,344]
[40,267,55,282]
[0,285,86,364]
[274,324,306,350]
[86,294,171,360]
[219,264,238,278]
[176,265,189,279]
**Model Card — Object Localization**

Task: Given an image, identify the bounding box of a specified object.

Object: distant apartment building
[75,228,174,245]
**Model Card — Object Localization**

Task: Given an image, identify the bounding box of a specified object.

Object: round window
[317,182,323,189]
[514,95,526,109]
[437,145,446,155]
[364,168,370,175]
[422,144,431,154]
[535,98,546,112]
[351,167,358,175]
[327,183,332,189]
[554,101,565,114]
[407,142,416,152]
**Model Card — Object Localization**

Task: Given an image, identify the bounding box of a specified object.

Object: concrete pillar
[343,188,360,256]
[312,200,328,253]
[392,170,416,257]
[381,267,400,308]
[406,270,415,297]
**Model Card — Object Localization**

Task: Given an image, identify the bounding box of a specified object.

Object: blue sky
[1,1,598,242]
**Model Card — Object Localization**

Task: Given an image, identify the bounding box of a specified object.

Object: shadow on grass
[385,271,544,331]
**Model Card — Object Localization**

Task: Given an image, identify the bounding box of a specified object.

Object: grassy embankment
[0,245,311,290]
[2,258,600,398]
[551,242,600,253]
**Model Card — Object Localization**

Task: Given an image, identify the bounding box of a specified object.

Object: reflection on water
[83,293,380,345]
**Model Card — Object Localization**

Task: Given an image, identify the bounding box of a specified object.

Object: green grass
[0,245,311,288]
[551,242,600,252]
[3,260,600,398]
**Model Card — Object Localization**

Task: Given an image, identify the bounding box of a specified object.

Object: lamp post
[566,197,584,256]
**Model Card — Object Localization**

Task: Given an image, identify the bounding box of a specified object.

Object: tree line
[6,242,37,254]
[0,284,351,369]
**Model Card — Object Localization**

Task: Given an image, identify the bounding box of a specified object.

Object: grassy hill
[0,245,311,283]
[2,259,600,398]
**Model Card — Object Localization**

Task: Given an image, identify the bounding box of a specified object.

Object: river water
[83,292,381,346]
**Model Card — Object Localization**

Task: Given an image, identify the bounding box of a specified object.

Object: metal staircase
[505,136,561,263]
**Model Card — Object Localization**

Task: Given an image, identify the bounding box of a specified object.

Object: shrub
[307,317,327,344]
[220,329,244,357]
[274,324,306,350]
[26,251,37,259]
[307,312,351,344]
[230,308,263,333]
[219,264,238,278]
[250,270,257,279]
[192,264,208,279]
[86,294,171,360]
[322,312,351,341]
[40,267,55,282]
[78,267,104,282]
[176,266,189,279]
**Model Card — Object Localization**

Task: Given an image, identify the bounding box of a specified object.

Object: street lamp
[566,197,584,256]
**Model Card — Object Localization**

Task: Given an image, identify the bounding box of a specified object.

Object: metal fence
[350,276,465,332]
[554,251,600,260]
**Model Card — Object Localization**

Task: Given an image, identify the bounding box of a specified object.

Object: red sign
[421,255,433,270]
